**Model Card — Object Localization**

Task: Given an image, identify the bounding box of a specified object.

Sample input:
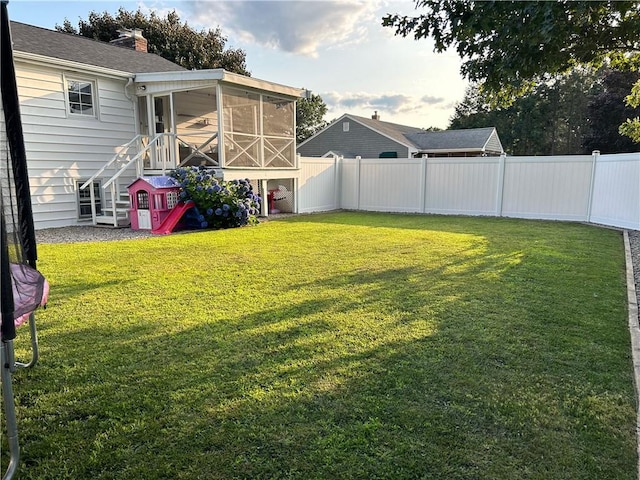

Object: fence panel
[501,155,593,221]
[424,157,500,215]
[358,158,423,212]
[340,158,359,210]
[296,152,640,231]
[297,157,338,213]
[589,153,640,229]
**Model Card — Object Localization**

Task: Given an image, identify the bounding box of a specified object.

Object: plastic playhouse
[128,176,195,234]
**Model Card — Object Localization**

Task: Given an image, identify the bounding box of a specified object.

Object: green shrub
[170,166,260,229]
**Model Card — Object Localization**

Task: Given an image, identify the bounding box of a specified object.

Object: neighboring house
[8,21,304,229]
[297,112,504,159]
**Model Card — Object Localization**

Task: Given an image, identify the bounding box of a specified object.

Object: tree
[584,70,640,153]
[450,69,599,155]
[295,94,328,144]
[620,81,640,142]
[57,8,249,75]
[382,1,640,97]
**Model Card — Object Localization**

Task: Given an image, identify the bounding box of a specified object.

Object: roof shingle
[10,21,185,74]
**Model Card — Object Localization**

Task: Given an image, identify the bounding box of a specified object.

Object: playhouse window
[166,191,179,209]
[153,194,164,210]
[77,180,102,218]
[137,191,149,210]
[67,78,96,117]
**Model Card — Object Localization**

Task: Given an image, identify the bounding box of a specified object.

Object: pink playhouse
[128,176,181,231]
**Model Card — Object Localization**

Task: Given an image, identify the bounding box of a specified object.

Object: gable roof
[406,127,500,153]
[300,112,503,156]
[10,21,185,74]
[345,114,424,148]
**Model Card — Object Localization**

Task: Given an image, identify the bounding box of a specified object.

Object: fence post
[420,155,428,213]
[586,150,599,223]
[355,156,361,211]
[334,155,341,210]
[496,152,507,217]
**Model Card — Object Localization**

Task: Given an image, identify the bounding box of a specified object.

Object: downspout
[123,77,134,101]
[123,78,139,136]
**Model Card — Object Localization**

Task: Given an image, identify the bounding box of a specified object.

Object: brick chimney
[372,111,380,120]
[110,29,148,53]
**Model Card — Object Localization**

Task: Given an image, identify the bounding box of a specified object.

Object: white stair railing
[80,134,164,226]
[80,132,225,226]
[176,132,219,166]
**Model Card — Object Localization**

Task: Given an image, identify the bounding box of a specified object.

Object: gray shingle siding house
[298,113,504,158]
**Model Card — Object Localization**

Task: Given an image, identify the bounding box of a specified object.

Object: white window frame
[77,180,102,219]
[64,75,98,118]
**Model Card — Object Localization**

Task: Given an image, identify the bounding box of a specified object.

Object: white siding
[16,62,136,229]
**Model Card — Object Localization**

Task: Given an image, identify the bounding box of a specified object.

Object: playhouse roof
[129,176,180,189]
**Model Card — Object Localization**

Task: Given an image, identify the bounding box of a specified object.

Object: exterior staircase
[79,134,161,228]
[98,187,131,228]
[80,132,225,227]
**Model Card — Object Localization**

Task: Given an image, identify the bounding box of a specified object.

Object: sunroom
[82,69,304,226]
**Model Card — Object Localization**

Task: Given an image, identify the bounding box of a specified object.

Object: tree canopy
[57,8,331,142]
[383,1,640,97]
[57,8,249,75]
[620,81,640,142]
[449,68,640,155]
[584,70,640,153]
[295,94,328,144]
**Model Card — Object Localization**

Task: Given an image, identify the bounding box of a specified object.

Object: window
[77,181,102,218]
[67,79,95,116]
[137,191,149,210]
[343,122,350,132]
[166,191,179,209]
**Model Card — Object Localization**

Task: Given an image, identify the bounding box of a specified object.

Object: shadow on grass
[7,212,635,479]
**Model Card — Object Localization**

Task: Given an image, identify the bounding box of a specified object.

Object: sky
[6,0,469,129]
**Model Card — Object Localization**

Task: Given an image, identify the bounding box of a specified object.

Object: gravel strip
[34,214,298,244]
[36,226,154,244]
[629,230,640,316]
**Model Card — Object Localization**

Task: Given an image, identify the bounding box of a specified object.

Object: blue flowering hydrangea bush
[169,166,261,229]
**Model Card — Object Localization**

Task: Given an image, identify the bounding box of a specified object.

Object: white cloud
[188,0,382,57]
[323,91,447,117]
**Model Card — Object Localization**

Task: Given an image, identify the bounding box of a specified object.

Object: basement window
[77,180,102,218]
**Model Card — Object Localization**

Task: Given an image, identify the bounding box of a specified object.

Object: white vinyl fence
[296,152,640,230]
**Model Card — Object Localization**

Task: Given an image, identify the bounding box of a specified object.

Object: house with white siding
[298,112,504,159]
[9,21,304,229]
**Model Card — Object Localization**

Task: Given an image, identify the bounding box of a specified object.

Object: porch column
[146,95,155,169]
[169,93,177,171]
[216,84,225,168]
[260,179,269,217]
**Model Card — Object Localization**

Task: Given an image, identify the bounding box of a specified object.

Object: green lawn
[4,212,636,479]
